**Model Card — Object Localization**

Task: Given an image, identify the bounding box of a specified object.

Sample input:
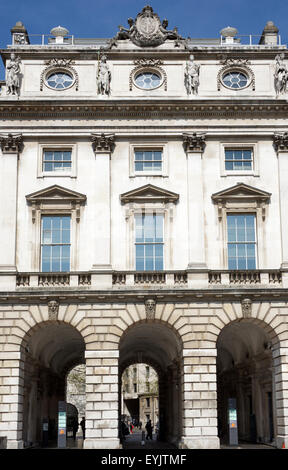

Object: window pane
[135,213,164,271]
[41,215,71,272]
[227,214,256,270]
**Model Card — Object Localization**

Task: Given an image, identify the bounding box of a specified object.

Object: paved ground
[34,430,276,450]
[122,430,275,450]
[122,430,177,449]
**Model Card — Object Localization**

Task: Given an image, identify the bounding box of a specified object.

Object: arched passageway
[217,320,277,446]
[119,321,183,448]
[21,322,85,447]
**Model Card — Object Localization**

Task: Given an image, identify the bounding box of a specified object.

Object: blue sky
[0,0,288,79]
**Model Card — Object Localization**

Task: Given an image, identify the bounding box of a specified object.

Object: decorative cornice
[212,183,271,220]
[120,183,179,204]
[273,132,288,152]
[182,132,206,153]
[0,100,288,119]
[91,133,115,153]
[0,133,23,154]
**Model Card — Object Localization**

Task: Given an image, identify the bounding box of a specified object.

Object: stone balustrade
[0,269,284,292]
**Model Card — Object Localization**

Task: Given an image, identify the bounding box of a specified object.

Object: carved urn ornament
[110,6,183,48]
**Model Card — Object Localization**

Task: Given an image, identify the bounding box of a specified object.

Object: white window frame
[134,211,165,271]
[129,142,169,177]
[225,212,258,270]
[37,143,77,178]
[33,208,78,272]
[40,214,72,273]
[125,204,174,271]
[220,142,259,177]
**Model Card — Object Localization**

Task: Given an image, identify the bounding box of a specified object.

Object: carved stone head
[241,298,252,318]
[48,300,59,320]
[145,299,156,319]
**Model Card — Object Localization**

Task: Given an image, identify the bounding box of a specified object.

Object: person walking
[145,419,153,440]
[72,417,79,440]
[79,417,85,440]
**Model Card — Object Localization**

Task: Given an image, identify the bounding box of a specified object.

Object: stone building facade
[121,363,158,426]
[0,7,288,449]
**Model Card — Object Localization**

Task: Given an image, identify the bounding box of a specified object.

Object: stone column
[84,349,120,449]
[180,348,220,449]
[0,134,23,273]
[90,133,115,273]
[274,133,288,268]
[183,133,207,269]
[273,343,288,448]
[0,353,24,449]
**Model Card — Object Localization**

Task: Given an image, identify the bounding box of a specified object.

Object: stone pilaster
[273,344,288,448]
[180,348,220,449]
[183,133,207,269]
[274,133,288,268]
[90,134,115,272]
[0,134,23,273]
[0,352,24,449]
[83,349,120,449]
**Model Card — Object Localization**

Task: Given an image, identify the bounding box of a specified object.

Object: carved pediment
[120,184,179,204]
[26,185,86,223]
[26,185,87,204]
[212,183,271,220]
[212,183,271,202]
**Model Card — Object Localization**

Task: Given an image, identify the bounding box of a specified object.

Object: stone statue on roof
[6,53,21,96]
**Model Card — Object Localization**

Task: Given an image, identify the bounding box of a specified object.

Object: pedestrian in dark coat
[80,417,85,440]
[145,419,153,440]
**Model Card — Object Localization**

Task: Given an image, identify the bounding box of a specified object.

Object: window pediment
[120,184,179,204]
[211,183,271,220]
[26,185,86,222]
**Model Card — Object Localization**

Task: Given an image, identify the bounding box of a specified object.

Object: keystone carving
[145,298,156,320]
[273,132,288,152]
[48,300,59,321]
[241,298,252,318]
[91,133,115,153]
[182,132,206,153]
[0,133,23,154]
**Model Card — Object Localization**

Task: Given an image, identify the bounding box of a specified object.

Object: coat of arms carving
[110,6,183,48]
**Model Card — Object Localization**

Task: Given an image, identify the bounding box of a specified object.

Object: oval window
[222,71,248,89]
[134,71,161,90]
[46,71,74,90]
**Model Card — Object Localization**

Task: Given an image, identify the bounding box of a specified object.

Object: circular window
[222,71,248,89]
[134,71,162,90]
[46,71,74,90]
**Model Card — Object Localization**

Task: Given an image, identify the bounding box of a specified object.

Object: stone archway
[118,320,183,447]
[21,321,85,447]
[216,318,278,446]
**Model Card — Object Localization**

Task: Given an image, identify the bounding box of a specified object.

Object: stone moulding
[40,59,79,91]
[0,133,23,154]
[0,100,287,119]
[129,59,167,91]
[217,58,255,91]
[211,182,271,221]
[91,133,115,153]
[273,132,288,152]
